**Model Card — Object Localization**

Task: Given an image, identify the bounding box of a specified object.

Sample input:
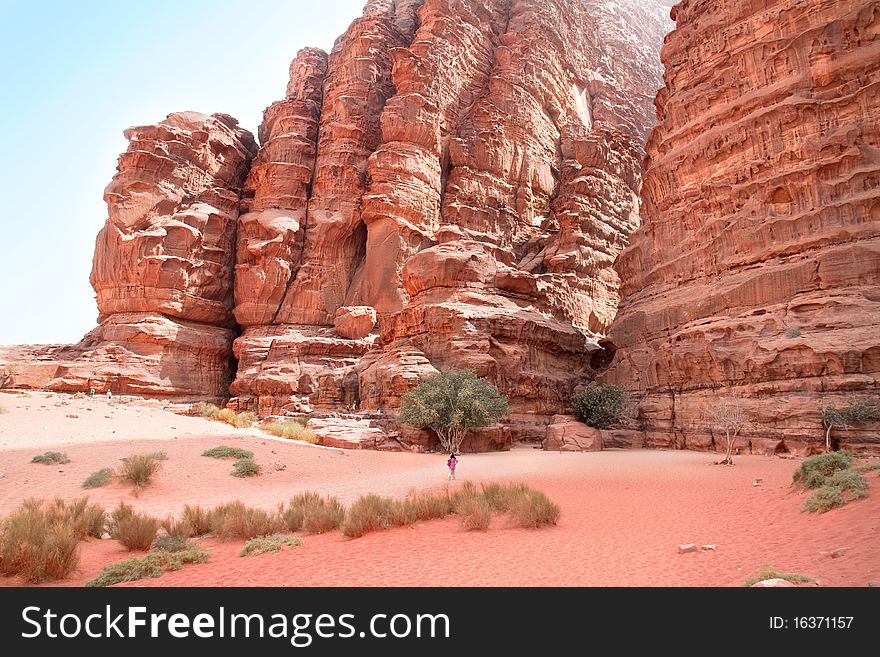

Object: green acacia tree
[822,398,879,451]
[398,369,509,453]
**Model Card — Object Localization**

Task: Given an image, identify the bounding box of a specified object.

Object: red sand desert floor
[0,391,877,587]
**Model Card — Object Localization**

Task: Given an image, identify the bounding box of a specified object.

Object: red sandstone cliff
[2,112,256,399]
[601,0,880,454]
[229,0,671,439]
[2,0,672,447]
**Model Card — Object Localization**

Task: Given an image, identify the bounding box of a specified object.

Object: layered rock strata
[601,0,880,454]
[230,0,671,430]
[3,112,256,399]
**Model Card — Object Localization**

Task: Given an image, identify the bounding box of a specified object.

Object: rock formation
[229,0,671,438]
[2,0,673,449]
[601,0,880,455]
[2,112,256,399]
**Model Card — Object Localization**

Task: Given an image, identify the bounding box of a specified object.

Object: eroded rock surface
[601,0,880,455]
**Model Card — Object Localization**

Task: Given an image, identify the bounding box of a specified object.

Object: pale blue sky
[0,0,364,344]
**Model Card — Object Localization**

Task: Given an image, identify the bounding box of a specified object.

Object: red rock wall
[601,0,880,454]
[230,0,671,424]
[3,112,256,400]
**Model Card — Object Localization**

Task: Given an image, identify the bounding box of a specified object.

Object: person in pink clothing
[447,453,458,481]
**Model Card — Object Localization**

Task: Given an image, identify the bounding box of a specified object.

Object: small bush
[341,495,393,538]
[458,497,492,531]
[181,505,212,537]
[202,445,253,460]
[571,383,628,428]
[152,534,189,553]
[302,497,345,534]
[481,482,530,512]
[31,451,70,465]
[388,491,451,526]
[197,403,222,419]
[449,481,482,513]
[198,403,256,428]
[507,489,560,528]
[58,497,106,539]
[785,327,802,338]
[72,392,87,399]
[0,498,93,583]
[262,420,320,443]
[120,453,163,489]
[803,469,869,513]
[744,565,814,587]
[86,545,209,587]
[82,467,114,489]
[209,501,277,541]
[218,408,257,429]
[239,534,302,557]
[792,451,854,489]
[144,451,168,461]
[109,503,160,551]
[232,457,261,477]
[278,492,328,532]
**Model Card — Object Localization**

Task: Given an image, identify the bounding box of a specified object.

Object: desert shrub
[571,383,627,429]
[785,327,802,338]
[31,451,70,465]
[449,481,482,513]
[398,369,509,452]
[181,505,212,537]
[143,451,168,461]
[57,497,106,539]
[209,501,277,541]
[262,420,320,444]
[120,453,163,489]
[72,391,87,399]
[792,451,855,489]
[202,445,253,460]
[82,467,114,489]
[152,534,189,553]
[341,494,394,538]
[278,492,325,532]
[481,482,530,512]
[458,497,492,531]
[109,503,160,551]
[507,489,561,528]
[744,564,814,587]
[858,462,880,474]
[218,408,257,429]
[239,534,302,557]
[232,457,261,477]
[86,545,209,587]
[197,403,222,419]
[803,469,869,513]
[0,499,86,583]
[301,497,345,534]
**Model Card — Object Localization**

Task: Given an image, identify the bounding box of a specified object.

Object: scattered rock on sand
[678,544,698,554]
[700,544,716,551]
[751,579,796,587]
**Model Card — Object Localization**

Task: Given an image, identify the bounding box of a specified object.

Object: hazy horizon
[0,0,365,345]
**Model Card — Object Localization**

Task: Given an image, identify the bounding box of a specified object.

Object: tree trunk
[825,425,832,452]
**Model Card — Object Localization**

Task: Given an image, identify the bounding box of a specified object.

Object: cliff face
[1,113,257,399]
[602,0,880,454]
[230,0,671,432]
[2,0,671,441]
